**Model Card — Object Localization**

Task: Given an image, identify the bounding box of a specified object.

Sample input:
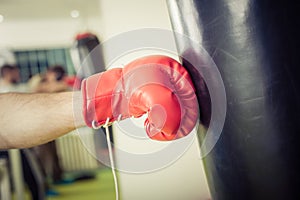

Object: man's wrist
[71,91,86,128]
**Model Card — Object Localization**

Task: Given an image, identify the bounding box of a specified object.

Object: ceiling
[0,0,101,21]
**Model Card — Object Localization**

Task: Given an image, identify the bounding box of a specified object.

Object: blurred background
[0,0,210,200]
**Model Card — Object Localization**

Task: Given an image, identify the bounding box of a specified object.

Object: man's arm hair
[0,91,85,149]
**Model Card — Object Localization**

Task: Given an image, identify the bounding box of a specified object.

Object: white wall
[0,0,172,49]
[98,0,172,39]
[0,0,103,49]
[0,19,81,49]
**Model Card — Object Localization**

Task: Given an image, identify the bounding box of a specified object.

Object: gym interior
[0,0,299,200]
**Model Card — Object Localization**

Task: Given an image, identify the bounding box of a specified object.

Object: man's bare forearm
[0,91,85,149]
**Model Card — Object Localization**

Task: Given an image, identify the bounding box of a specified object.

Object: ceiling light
[70,10,80,18]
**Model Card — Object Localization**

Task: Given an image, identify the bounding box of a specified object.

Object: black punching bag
[167,0,300,199]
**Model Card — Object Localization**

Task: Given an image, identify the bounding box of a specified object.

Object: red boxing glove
[81,55,198,141]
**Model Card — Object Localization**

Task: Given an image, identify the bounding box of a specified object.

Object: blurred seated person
[34,65,70,93]
[0,64,27,93]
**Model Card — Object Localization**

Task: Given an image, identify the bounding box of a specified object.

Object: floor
[22,168,116,200]
[48,169,115,200]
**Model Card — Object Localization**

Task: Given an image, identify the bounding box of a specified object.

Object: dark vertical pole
[167,0,300,199]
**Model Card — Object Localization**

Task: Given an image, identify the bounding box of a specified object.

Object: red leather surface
[82,55,198,140]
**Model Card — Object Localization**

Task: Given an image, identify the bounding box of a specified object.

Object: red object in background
[64,76,82,90]
[75,32,97,40]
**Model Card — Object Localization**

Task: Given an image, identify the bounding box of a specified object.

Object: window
[14,48,75,82]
